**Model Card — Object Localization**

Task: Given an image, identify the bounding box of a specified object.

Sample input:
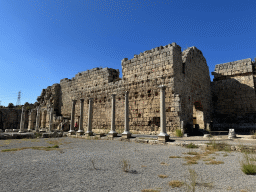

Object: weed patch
[205,160,224,165]
[169,156,181,158]
[1,145,59,152]
[141,189,160,192]
[169,180,184,188]
[240,153,256,175]
[158,174,168,178]
[120,159,130,172]
[175,129,183,137]
[186,143,199,148]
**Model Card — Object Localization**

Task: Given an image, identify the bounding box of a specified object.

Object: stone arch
[193,101,204,129]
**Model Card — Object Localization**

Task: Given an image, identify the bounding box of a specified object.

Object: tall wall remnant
[211,58,256,129]
[26,42,212,133]
[17,42,256,132]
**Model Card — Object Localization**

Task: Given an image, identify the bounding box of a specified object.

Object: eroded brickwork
[211,58,256,129]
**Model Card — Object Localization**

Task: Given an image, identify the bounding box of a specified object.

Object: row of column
[20,105,53,133]
[19,85,168,141]
[68,85,168,141]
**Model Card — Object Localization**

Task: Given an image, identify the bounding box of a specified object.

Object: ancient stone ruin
[1,42,256,137]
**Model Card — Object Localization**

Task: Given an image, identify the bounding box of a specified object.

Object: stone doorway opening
[193,101,204,129]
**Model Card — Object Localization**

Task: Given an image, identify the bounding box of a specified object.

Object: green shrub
[186,143,199,148]
[241,153,256,175]
[175,129,183,137]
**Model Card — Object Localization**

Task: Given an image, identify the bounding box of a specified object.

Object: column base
[108,132,118,137]
[158,135,169,142]
[68,130,76,135]
[18,130,25,133]
[122,133,132,138]
[76,130,84,136]
[85,131,94,136]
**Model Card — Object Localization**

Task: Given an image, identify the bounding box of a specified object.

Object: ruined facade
[0,109,23,130]
[4,42,255,133]
[32,42,212,133]
[211,58,256,130]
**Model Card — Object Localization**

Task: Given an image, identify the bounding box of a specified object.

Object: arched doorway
[193,101,204,129]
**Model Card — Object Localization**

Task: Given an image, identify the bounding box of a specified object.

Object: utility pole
[16,91,21,106]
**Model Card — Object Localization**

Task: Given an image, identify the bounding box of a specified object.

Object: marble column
[35,106,40,132]
[122,91,131,138]
[19,106,25,133]
[77,99,84,135]
[68,100,76,135]
[158,85,169,141]
[86,98,93,136]
[109,94,118,137]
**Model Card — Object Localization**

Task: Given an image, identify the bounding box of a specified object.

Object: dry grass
[141,189,160,192]
[240,153,256,175]
[160,162,166,165]
[185,160,198,165]
[205,160,224,165]
[46,139,62,145]
[184,168,214,191]
[187,151,200,155]
[185,143,199,148]
[169,156,181,158]
[120,159,130,172]
[141,165,147,168]
[158,174,168,178]
[1,145,59,152]
[169,180,184,188]
[206,139,231,152]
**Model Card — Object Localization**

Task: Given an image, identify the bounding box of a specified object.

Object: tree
[8,103,14,108]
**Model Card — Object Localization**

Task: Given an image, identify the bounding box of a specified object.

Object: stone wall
[211,58,256,129]
[178,46,212,129]
[6,43,255,132]
[0,109,24,130]
[31,42,212,133]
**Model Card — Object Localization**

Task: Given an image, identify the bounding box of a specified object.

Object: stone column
[180,120,184,134]
[28,110,32,131]
[109,94,118,137]
[68,100,76,135]
[19,106,25,133]
[158,85,169,141]
[86,98,94,136]
[49,107,53,132]
[77,99,84,135]
[35,106,40,132]
[228,129,236,139]
[122,91,131,138]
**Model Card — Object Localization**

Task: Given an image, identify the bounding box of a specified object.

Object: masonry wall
[211,58,256,128]
[33,43,211,133]
[0,109,23,130]
[176,46,212,129]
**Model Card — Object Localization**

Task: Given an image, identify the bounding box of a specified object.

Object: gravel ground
[0,137,256,192]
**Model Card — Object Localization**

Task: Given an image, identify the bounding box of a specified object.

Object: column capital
[72,99,77,103]
[80,98,84,102]
[89,98,93,101]
[125,91,129,95]
[111,94,116,97]
[158,84,166,90]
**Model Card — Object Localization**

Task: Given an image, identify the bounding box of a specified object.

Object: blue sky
[0,0,255,106]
